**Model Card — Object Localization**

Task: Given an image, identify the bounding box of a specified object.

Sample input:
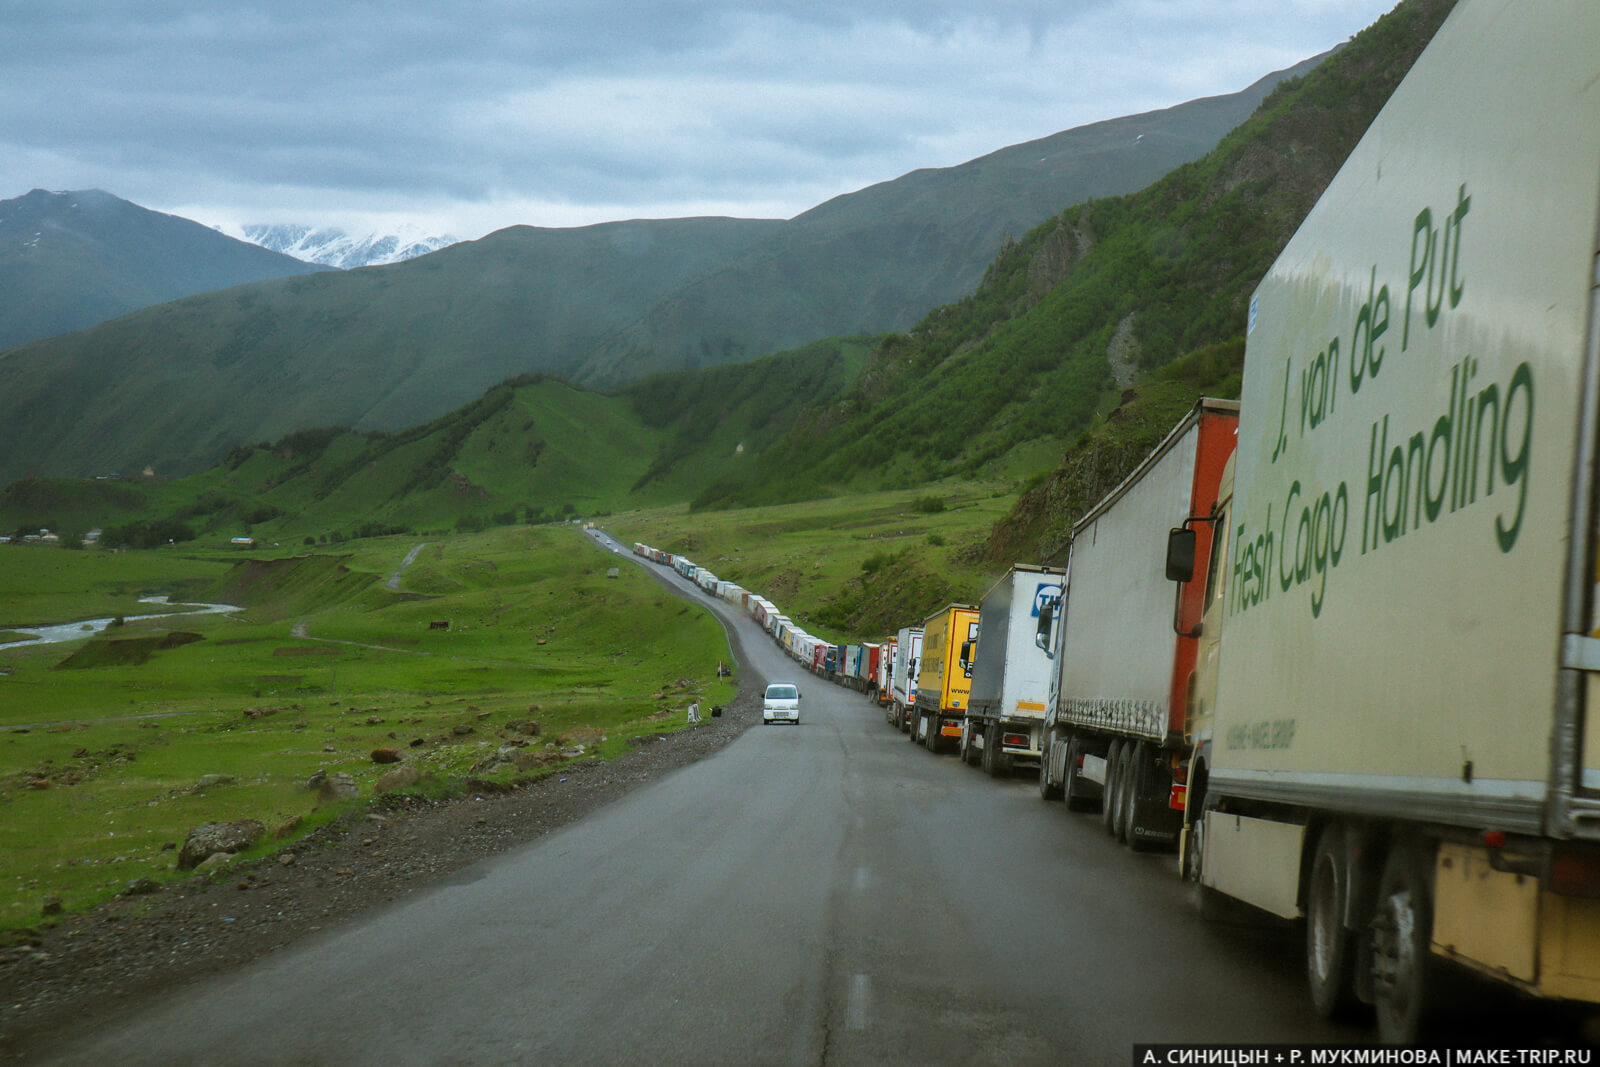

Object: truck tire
[1306,827,1359,1020]
[1115,743,1137,844]
[1038,736,1064,801]
[1063,737,1095,812]
[923,713,940,753]
[982,724,1001,777]
[1371,839,1435,1044]
[961,723,980,766]
[1102,740,1123,835]
[908,710,921,742]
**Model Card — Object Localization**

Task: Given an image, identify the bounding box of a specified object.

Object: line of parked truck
[640,2,1600,1044]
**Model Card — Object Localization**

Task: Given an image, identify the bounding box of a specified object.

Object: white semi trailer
[887,625,923,732]
[961,564,1065,777]
[1169,0,1600,1041]
[1038,398,1238,848]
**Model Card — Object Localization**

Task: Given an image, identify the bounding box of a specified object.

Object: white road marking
[847,973,871,1030]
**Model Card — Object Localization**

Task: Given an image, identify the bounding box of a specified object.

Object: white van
[762,682,800,725]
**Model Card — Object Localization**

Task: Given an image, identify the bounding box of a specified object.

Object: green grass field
[0,485,1019,930]
[0,525,733,929]
[607,480,1019,642]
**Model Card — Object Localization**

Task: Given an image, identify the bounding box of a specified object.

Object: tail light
[1550,849,1600,898]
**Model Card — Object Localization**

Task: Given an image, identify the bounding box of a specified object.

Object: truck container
[1166,0,1600,1041]
[962,564,1065,777]
[864,643,883,701]
[888,627,923,730]
[912,604,979,753]
[875,640,895,706]
[1038,397,1238,847]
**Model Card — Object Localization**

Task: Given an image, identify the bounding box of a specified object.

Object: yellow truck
[1167,0,1600,1041]
[911,603,978,754]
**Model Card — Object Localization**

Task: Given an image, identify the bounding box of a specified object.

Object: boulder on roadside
[315,773,358,805]
[375,765,421,794]
[177,820,264,871]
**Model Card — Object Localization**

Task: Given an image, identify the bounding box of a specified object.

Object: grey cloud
[0,0,1394,233]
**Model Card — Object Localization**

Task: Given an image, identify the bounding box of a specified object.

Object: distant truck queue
[632,0,1600,1045]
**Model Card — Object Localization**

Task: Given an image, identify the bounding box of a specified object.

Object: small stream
[0,595,242,653]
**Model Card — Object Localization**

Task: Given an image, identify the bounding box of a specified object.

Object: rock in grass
[370,746,402,764]
[177,820,265,870]
[375,765,420,793]
[315,773,358,805]
[122,877,159,896]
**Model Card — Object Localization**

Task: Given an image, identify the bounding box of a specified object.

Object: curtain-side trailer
[888,628,923,730]
[912,604,979,753]
[1166,0,1600,1041]
[1038,398,1238,847]
[963,564,1065,777]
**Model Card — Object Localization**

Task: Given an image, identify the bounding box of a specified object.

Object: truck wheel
[1115,743,1137,844]
[1371,840,1435,1044]
[1102,740,1123,835]
[961,724,979,766]
[1039,737,1064,801]
[923,714,939,753]
[982,725,1001,777]
[1063,737,1093,812]
[1306,828,1360,1020]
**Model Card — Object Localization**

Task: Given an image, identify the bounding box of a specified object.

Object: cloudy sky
[3,1,1396,241]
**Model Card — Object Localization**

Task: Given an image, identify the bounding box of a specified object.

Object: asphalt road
[33,534,1416,1064]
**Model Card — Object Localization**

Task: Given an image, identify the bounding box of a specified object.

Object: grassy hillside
[574,55,1325,388]
[0,339,871,546]
[0,189,324,351]
[0,62,1318,486]
[610,482,1020,643]
[695,0,1456,511]
[0,217,779,484]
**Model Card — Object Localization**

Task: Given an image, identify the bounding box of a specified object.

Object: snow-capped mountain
[240,224,457,269]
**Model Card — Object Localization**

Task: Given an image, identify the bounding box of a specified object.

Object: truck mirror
[1166,527,1196,583]
[1034,601,1055,654]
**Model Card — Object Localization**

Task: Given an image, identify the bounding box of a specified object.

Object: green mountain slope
[0,188,325,350]
[0,217,779,483]
[572,57,1327,388]
[0,339,870,543]
[0,60,1318,485]
[695,0,1456,513]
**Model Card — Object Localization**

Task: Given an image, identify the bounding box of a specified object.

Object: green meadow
[608,481,1020,642]
[0,525,733,930]
[0,485,1021,931]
